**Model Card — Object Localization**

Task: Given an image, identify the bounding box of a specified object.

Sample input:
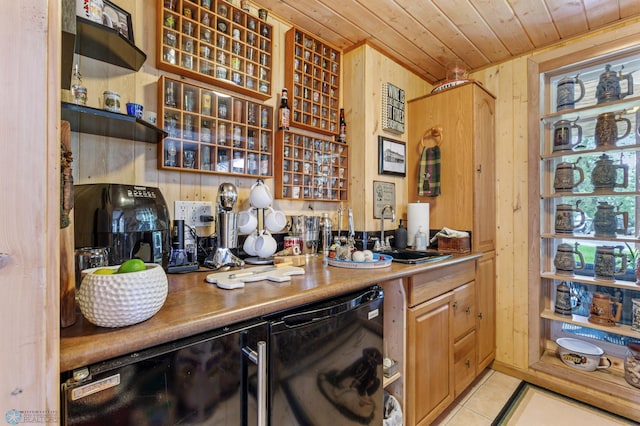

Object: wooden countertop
[60,254,478,372]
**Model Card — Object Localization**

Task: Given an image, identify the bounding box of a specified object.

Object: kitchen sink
[382,249,453,264]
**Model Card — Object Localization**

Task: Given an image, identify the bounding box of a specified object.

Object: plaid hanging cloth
[417,145,441,197]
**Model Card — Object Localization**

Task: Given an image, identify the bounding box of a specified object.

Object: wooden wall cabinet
[408,82,496,253]
[157,75,273,177]
[157,0,273,100]
[284,27,341,135]
[274,130,348,201]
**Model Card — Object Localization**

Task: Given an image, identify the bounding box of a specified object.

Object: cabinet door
[476,251,496,371]
[407,292,454,426]
[453,281,476,339]
[472,89,496,252]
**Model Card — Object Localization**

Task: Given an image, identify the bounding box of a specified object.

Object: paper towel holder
[421,126,443,147]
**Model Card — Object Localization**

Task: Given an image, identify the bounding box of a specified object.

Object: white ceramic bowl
[77,263,168,328]
[556,337,611,371]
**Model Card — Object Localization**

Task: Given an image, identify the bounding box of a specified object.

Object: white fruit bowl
[77,263,168,328]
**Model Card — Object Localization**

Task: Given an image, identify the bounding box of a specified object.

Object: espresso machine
[204,183,244,269]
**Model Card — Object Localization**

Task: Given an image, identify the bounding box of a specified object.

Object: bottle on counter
[414,226,427,250]
[278,88,291,130]
[395,219,407,249]
[321,213,333,265]
[338,108,347,143]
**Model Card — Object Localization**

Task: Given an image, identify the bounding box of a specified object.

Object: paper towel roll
[407,203,429,248]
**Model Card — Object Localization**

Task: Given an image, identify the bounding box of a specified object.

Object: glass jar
[624,343,640,389]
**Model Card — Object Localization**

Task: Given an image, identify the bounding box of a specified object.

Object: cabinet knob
[452,301,458,310]
[478,312,483,320]
[465,306,471,315]
[465,359,471,368]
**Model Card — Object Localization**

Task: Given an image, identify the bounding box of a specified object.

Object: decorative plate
[327,253,393,269]
[431,79,475,93]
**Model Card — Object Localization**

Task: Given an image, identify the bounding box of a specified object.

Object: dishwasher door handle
[242,341,267,426]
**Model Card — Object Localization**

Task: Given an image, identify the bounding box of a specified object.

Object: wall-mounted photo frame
[373,181,395,219]
[378,136,406,176]
[102,0,134,43]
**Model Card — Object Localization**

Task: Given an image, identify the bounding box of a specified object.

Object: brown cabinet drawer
[453,281,476,339]
[408,259,475,307]
[454,330,476,396]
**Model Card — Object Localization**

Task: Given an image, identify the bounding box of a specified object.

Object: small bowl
[556,337,611,371]
[77,263,168,328]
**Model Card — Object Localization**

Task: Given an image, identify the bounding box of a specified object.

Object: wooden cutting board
[205,266,305,289]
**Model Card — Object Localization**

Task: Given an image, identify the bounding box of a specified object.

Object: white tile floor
[432,369,522,425]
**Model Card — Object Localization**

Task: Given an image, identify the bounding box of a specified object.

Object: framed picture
[373,181,395,219]
[378,136,406,176]
[102,0,134,43]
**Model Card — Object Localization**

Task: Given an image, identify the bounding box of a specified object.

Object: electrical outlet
[174,201,213,227]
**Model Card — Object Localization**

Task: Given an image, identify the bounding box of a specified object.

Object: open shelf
[61,102,166,143]
[75,16,147,71]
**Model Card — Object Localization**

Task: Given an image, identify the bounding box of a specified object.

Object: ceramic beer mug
[591,153,629,191]
[554,242,585,274]
[554,281,582,316]
[595,64,634,104]
[553,160,584,192]
[594,112,631,147]
[593,201,628,237]
[556,74,585,111]
[588,292,622,326]
[554,202,585,234]
[552,118,583,152]
[594,245,627,280]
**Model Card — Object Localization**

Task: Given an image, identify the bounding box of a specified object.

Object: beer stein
[594,112,631,147]
[588,292,622,326]
[591,153,629,191]
[595,64,634,104]
[556,74,585,111]
[552,118,583,152]
[594,245,627,280]
[554,242,585,274]
[553,159,584,192]
[554,201,585,234]
[554,281,582,316]
[593,201,628,237]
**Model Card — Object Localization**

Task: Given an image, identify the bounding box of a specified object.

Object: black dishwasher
[267,286,384,426]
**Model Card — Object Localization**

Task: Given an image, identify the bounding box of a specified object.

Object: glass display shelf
[541,309,639,340]
[61,102,166,143]
[540,272,638,290]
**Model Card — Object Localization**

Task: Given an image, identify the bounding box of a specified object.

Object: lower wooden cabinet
[407,292,455,426]
[404,257,495,425]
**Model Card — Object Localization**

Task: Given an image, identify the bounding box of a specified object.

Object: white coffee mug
[265,207,287,232]
[254,230,277,258]
[238,208,258,234]
[250,179,273,208]
[243,231,259,256]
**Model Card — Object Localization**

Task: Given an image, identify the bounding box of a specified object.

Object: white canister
[103,91,121,113]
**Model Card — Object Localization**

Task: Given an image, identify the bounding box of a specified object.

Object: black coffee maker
[73,184,171,269]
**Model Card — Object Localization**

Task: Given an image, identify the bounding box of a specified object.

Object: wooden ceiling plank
[395,0,492,69]
[431,0,513,62]
[620,0,640,17]
[508,0,560,46]
[468,0,535,55]
[544,0,589,38]
[583,0,622,29]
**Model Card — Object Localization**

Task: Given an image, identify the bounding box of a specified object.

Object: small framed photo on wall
[378,136,406,176]
[102,0,134,42]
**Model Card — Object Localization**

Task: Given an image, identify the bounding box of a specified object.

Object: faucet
[379,204,396,251]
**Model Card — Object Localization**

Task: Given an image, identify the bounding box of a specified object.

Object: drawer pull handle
[465,359,471,368]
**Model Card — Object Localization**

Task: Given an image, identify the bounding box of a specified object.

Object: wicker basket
[437,235,471,253]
